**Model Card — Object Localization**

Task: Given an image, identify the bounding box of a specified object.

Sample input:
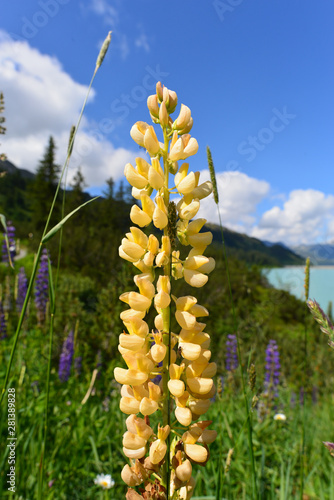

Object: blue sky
[1,0,334,246]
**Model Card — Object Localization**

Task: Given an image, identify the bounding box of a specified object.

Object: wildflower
[264,339,280,393]
[226,334,238,372]
[2,220,16,264]
[273,413,286,421]
[94,473,115,489]
[17,267,28,313]
[115,82,216,497]
[58,330,74,382]
[35,248,49,323]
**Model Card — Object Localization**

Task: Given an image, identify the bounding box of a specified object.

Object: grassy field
[1,275,334,499]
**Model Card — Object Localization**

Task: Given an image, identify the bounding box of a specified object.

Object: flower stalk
[115,83,217,499]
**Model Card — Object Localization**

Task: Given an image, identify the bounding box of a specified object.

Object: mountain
[293,244,334,265]
[262,240,290,250]
[206,223,304,266]
[0,159,35,180]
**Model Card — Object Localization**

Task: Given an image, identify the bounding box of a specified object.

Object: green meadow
[1,220,334,498]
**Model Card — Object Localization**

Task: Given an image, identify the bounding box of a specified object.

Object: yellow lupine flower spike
[114,82,216,498]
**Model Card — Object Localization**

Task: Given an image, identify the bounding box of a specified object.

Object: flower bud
[147,94,159,117]
[156,81,164,101]
[159,101,168,126]
[174,104,191,130]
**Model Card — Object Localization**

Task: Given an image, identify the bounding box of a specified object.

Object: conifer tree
[30,136,61,233]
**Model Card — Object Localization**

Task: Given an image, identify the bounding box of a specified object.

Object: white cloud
[89,0,119,27]
[198,170,270,232]
[252,190,334,245]
[135,33,150,53]
[196,170,334,246]
[0,32,136,187]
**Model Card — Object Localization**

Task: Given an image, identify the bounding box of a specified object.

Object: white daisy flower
[94,473,115,489]
[273,413,286,421]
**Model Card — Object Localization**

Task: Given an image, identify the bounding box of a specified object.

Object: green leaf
[0,213,7,232]
[42,197,99,243]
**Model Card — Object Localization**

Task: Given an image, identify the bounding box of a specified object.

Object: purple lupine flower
[17,267,28,313]
[2,220,16,264]
[226,334,238,371]
[58,330,74,382]
[74,356,82,376]
[264,340,280,394]
[35,248,49,323]
[0,301,7,339]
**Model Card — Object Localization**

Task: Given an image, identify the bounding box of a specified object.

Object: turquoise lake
[263,266,334,312]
